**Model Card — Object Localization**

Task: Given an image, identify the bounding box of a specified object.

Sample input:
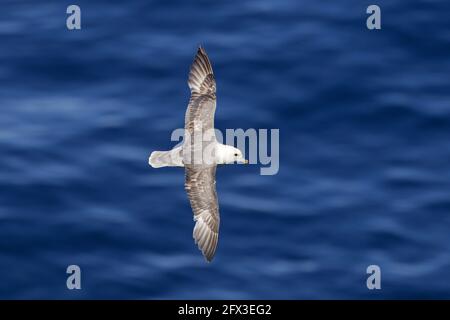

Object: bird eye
[234,153,238,156]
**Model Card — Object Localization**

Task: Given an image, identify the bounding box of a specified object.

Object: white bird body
[149,143,245,168]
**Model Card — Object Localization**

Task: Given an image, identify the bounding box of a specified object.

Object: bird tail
[149,147,183,168]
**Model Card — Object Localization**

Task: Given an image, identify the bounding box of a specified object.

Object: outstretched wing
[185,46,217,133]
[184,47,220,262]
[185,166,220,262]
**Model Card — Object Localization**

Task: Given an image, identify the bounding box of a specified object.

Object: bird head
[219,145,248,164]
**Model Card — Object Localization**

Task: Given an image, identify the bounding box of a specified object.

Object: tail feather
[149,147,183,168]
[149,151,167,168]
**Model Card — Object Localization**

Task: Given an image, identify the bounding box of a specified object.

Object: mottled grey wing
[183,47,220,261]
[185,166,220,262]
[185,46,217,133]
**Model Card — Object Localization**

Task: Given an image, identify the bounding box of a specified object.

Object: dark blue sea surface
[1,0,450,299]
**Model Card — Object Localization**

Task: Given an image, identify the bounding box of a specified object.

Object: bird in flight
[149,47,248,262]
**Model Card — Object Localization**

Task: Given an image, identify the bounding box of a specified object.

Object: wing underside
[185,166,220,262]
[184,47,221,262]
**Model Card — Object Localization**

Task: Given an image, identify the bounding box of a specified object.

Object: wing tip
[193,238,216,263]
[188,46,215,94]
[196,44,206,55]
[192,218,218,262]
[201,247,216,263]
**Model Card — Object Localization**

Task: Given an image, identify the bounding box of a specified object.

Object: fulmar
[148,47,248,262]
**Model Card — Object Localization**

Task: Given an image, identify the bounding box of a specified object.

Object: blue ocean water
[0,0,450,299]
